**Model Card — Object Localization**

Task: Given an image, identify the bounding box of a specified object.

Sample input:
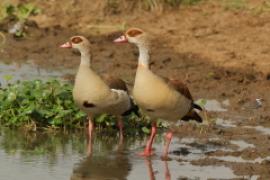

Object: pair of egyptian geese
[60,28,202,157]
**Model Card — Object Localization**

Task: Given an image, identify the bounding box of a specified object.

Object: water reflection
[0,128,244,180]
[71,133,133,180]
[0,128,85,157]
[71,148,131,180]
[144,158,171,180]
[0,128,86,180]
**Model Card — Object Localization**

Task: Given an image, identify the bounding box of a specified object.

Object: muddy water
[0,128,259,180]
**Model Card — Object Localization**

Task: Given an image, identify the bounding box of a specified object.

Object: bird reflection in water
[72,133,172,180]
[71,135,130,180]
[86,129,124,157]
[145,158,171,180]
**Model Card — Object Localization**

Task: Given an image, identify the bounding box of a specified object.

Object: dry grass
[105,0,203,13]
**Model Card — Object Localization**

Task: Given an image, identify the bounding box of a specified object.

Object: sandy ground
[0,0,270,178]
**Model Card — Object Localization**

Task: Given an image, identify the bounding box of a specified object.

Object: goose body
[133,67,191,121]
[61,36,134,155]
[114,28,202,157]
[73,65,131,116]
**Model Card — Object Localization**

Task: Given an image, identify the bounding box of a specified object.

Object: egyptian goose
[114,28,202,157]
[60,36,136,153]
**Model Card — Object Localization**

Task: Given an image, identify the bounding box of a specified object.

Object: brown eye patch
[71,37,83,44]
[126,28,143,37]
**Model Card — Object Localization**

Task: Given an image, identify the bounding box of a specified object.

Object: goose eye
[71,37,83,44]
[127,29,143,37]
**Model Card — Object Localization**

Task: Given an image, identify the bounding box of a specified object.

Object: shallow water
[212,155,270,164]
[0,62,74,86]
[215,118,237,128]
[244,125,270,136]
[199,99,228,112]
[0,128,254,180]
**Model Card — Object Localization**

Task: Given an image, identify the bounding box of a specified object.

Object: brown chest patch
[83,101,96,108]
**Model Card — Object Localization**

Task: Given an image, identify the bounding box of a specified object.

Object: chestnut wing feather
[162,77,202,122]
[162,77,193,101]
[167,78,203,122]
[102,74,128,91]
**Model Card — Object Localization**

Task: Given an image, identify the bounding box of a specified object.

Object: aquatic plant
[0,79,85,129]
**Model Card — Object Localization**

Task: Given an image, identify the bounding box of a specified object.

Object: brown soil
[0,0,270,178]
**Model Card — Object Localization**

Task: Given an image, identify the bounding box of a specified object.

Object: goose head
[114,28,149,47]
[60,36,90,54]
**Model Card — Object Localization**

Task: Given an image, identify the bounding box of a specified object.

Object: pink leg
[117,117,124,144]
[87,115,94,156]
[162,131,173,158]
[88,117,94,140]
[139,122,157,156]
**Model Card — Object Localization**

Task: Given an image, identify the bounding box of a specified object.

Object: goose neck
[80,51,91,67]
[138,44,150,69]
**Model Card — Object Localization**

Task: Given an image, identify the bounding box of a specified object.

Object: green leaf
[142,126,150,134]
[5,4,15,16]
[3,74,13,81]
[7,92,16,101]
[195,98,207,108]
[95,114,108,123]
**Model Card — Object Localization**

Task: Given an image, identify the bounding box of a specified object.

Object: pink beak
[113,35,128,43]
[60,42,72,48]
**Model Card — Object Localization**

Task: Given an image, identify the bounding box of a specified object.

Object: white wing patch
[109,89,131,111]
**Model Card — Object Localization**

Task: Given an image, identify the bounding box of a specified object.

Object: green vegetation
[249,1,270,15]
[221,0,270,14]
[0,79,167,134]
[0,2,9,21]
[0,79,85,129]
[222,0,247,10]
[0,2,40,37]
[0,3,40,22]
